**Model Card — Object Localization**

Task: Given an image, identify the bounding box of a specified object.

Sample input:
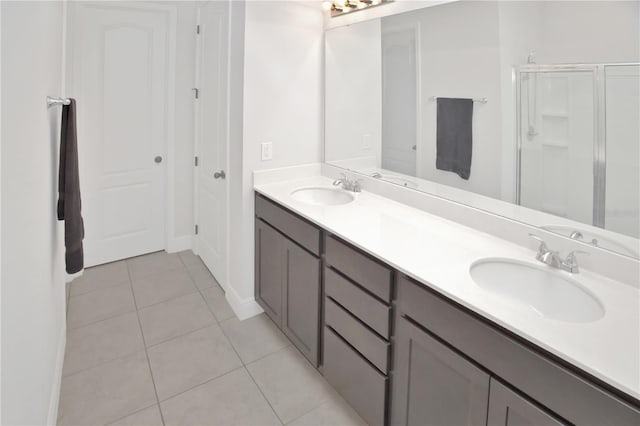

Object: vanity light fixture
[322,0,393,17]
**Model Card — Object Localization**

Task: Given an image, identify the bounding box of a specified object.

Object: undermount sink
[470,258,604,323]
[290,187,355,206]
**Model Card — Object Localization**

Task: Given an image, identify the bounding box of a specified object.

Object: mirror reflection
[325,0,640,258]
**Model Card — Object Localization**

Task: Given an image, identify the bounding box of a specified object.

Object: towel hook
[47,96,71,108]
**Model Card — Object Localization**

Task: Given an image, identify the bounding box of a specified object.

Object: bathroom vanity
[253,179,640,426]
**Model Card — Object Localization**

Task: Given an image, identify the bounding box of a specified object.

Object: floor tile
[220,314,290,364]
[160,368,281,426]
[127,251,184,280]
[287,393,366,426]
[109,405,163,426]
[201,286,235,321]
[63,312,144,376]
[131,268,198,308]
[178,250,202,267]
[247,346,335,423]
[70,261,130,297]
[138,292,215,346]
[58,351,157,426]
[186,262,218,290]
[67,284,136,329]
[147,324,242,400]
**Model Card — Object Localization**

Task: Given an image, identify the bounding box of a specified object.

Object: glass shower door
[517,66,597,226]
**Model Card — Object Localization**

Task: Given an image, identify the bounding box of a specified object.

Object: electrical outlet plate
[261,142,273,161]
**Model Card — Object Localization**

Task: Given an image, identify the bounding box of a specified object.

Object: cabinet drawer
[255,194,321,256]
[324,267,391,338]
[397,275,640,426]
[325,297,390,373]
[325,235,392,302]
[323,327,388,426]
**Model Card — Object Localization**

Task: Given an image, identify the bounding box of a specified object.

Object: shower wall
[605,65,640,238]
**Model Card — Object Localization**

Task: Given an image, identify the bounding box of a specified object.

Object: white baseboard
[47,324,66,425]
[225,283,263,321]
[167,235,193,253]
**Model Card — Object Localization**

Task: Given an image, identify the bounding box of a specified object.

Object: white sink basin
[290,187,355,206]
[470,258,604,323]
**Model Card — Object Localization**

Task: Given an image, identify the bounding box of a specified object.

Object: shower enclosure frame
[515,62,640,229]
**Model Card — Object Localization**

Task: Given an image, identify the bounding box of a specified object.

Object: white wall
[325,20,382,166]
[226,0,324,318]
[1,2,67,424]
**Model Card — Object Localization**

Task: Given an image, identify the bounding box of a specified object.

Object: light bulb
[322,1,333,11]
[335,0,347,7]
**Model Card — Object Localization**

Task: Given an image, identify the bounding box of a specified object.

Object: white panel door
[195,2,229,287]
[381,25,418,176]
[70,3,171,266]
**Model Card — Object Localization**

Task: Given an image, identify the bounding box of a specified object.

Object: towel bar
[47,96,71,108]
[429,96,488,104]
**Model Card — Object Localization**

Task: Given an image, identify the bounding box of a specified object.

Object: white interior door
[195,2,229,287]
[70,3,172,267]
[381,25,418,176]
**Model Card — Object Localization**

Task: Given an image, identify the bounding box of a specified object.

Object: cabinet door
[255,220,284,325]
[391,317,490,426]
[488,379,566,426]
[282,240,321,366]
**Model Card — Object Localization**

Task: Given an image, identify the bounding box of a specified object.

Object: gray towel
[435,98,473,180]
[57,99,85,274]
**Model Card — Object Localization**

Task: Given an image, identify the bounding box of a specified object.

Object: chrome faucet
[568,230,600,248]
[333,173,362,193]
[569,231,584,240]
[529,234,588,273]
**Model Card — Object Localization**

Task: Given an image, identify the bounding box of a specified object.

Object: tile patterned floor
[58,251,366,426]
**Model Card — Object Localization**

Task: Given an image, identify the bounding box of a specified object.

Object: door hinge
[196,24,200,34]
[192,88,199,99]
[195,224,199,235]
[194,156,199,167]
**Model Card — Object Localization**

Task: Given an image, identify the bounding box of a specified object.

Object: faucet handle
[563,250,589,273]
[528,233,548,254]
[565,249,589,263]
[352,179,363,192]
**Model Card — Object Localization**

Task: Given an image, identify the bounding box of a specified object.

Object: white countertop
[254,175,640,401]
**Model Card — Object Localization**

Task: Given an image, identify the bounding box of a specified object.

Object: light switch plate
[261,142,273,161]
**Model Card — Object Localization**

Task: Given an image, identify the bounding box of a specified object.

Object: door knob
[213,170,226,179]
[154,156,163,163]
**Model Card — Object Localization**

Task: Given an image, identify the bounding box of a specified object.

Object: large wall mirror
[325,0,640,259]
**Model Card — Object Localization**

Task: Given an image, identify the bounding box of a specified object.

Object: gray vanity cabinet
[487,380,565,426]
[281,239,321,365]
[393,274,640,426]
[323,235,394,426]
[255,194,322,366]
[391,316,490,426]
[255,220,284,324]
[254,193,640,426]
